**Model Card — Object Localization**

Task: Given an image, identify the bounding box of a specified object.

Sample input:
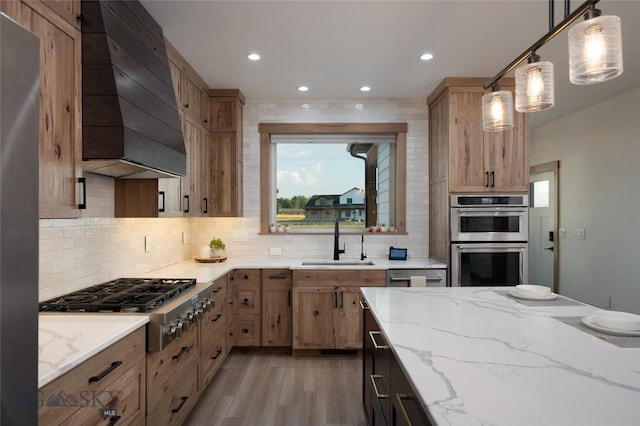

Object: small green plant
[209,237,226,251]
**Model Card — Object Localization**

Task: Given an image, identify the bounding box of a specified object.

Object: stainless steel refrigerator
[0,12,40,425]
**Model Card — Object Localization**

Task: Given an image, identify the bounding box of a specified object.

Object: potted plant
[209,237,226,257]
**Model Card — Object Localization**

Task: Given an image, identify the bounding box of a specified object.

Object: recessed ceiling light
[247,53,261,61]
[420,53,434,61]
[298,86,309,92]
[360,86,371,92]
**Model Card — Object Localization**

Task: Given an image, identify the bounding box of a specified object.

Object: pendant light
[482,86,514,132]
[515,54,555,112]
[569,7,623,84]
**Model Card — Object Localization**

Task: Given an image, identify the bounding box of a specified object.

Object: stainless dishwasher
[386,269,447,287]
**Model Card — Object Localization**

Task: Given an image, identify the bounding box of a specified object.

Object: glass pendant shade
[569,15,623,84]
[515,60,555,112]
[482,90,514,132]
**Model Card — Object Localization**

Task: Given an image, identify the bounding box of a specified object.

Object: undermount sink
[302,260,375,266]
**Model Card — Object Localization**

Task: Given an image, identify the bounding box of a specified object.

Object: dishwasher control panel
[386,269,446,287]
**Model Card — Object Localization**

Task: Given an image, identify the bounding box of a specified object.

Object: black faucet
[360,234,367,261]
[334,219,345,260]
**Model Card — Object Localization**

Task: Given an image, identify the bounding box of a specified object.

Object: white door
[529,164,558,291]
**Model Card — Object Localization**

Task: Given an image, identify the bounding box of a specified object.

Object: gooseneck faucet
[334,219,345,260]
[360,234,367,261]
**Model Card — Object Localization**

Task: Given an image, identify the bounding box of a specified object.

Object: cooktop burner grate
[38,278,196,313]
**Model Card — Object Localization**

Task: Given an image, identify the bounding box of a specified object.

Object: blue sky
[276,144,365,199]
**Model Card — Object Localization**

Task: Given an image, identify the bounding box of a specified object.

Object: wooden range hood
[81,0,186,179]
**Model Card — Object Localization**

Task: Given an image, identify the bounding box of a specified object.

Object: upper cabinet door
[22,2,83,218]
[485,107,529,192]
[447,89,487,192]
[35,0,81,30]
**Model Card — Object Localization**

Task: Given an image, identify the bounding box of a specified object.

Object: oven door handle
[454,243,528,250]
[453,207,528,213]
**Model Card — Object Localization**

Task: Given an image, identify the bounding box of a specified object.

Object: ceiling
[140,0,640,128]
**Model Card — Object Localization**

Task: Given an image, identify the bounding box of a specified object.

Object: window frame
[259,122,407,234]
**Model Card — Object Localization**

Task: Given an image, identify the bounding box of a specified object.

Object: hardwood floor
[185,351,366,426]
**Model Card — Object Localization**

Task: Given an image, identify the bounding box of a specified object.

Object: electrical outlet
[575,228,586,239]
[144,235,151,252]
[269,247,282,256]
[559,228,566,239]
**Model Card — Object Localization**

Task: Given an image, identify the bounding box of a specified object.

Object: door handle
[544,247,554,251]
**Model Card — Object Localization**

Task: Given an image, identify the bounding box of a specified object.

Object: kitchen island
[361,287,640,425]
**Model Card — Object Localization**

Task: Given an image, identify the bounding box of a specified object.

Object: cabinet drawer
[200,334,227,389]
[59,358,145,426]
[146,354,199,426]
[202,304,226,345]
[235,286,260,315]
[262,268,292,285]
[39,327,145,425]
[230,269,260,285]
[235,315,261,346]
[146,323,198,397]
[293,269,386,287]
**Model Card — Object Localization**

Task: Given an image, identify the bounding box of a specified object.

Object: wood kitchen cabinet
[428,77,529,193]
[18,1,83,218]
[292,269,385,350]
[210,89,244,217]
[200,275,228,390]
[262,269,293,346]
[146,320,199,426]
[38,327,146,426]
[229,269,261,346]
[182,115,210,217]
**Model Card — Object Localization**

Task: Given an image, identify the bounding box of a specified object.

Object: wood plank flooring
[184,351,366,426]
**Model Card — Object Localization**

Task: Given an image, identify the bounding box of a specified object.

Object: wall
[190,98,429,262]
[530,86,640,313]
[39,173,190,301]
[40,98,429,299]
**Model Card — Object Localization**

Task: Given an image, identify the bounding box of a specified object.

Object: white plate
[515,284,551,297]
[591,310,640,331]
[581,315,640,336]
[508,288,558,301]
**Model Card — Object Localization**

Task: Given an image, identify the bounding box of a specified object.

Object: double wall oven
[450,194,528,286]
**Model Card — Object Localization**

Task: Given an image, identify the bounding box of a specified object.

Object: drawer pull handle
[359,300,369,310]
[172,346,189,361]
[211,348,222,360]
[212,287,221,293]
[211,313,223,322]
[369,331,389,350]
[88,361,122,383]
[108,415,121,426]
[370,374,388,399]
[171,396,189,413]
[267,273,287,279]
[396,393,415,426]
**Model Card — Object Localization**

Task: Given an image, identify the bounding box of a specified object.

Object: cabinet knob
[242,328,249,333]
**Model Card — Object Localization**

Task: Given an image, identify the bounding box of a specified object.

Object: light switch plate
[575,228,586,239]
[232,231,248,242]
[559,228,566,239]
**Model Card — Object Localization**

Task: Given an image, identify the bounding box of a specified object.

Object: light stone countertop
[360,286,640,426]
[141,257,447,283]
[38,314,148,388]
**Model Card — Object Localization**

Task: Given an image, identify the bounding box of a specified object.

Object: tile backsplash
[39,97,430,300]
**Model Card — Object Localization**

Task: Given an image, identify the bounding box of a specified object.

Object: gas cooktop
[39,278,197,313]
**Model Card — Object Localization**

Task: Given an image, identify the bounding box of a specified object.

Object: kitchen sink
[301,260,375,266]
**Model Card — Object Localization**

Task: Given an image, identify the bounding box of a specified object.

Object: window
[259,123,407,234]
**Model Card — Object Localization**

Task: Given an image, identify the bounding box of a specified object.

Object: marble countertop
[141,257,446,283]
[38,314,148,388]
[360,287,640,426]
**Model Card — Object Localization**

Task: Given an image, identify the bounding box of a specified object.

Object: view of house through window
[273,136,396,232]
